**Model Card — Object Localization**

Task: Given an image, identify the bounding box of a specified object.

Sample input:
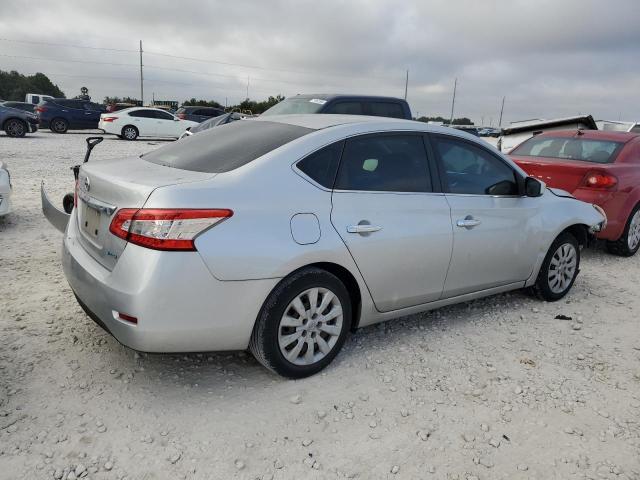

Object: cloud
[0,0,638,123]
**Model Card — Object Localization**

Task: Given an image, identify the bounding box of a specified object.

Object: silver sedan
[43,115,606,378]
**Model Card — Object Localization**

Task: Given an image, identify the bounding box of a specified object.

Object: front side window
[512,136,623,164]
[296,141,344,188]
[433,136,518,195]
[334,135,431,192]
[154,110,175,120]
[325,102,363,115]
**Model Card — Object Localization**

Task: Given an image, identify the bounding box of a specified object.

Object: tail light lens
[581,171,618,189]
[109,208,233,251]
[101,116,118,122]
[35,106,46,113]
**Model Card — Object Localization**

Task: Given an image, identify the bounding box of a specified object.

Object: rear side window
[143,120,314,173]
[369,102,404,119]
[325,102,363,115]
[334,134,432,192]
[296,141,344,188]
[432,136,518,195]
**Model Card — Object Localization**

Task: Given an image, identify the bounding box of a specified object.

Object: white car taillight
[109,208,233,251]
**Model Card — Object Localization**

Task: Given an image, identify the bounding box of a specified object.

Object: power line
[0,37,137,53]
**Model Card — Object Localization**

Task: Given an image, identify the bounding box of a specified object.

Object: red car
[510,130,640,256]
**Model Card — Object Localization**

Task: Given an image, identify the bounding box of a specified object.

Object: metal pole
[498,96,505,127]
[139,40,144,105]
[404,70,408,100]
[448,78,457,125]
[246,76,250,100]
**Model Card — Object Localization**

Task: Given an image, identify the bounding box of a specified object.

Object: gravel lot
[1,131,639,480]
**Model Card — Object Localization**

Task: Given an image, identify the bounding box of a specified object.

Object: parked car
[36,99,106,133]
[510,130,640,256]
[25,93,53,105]
[2,101,36,113]
[175,106,225,123]
[179,112,249,139]
[0,104,39,137]
[0,161,12,216]
[261,94,412,119]
[99,107,198,140]
[42,115,604,378]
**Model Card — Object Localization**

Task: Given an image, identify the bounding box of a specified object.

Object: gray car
[42,115,605,378]
[0,104,39,137]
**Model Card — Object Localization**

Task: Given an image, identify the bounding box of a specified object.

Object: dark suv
[36,98,106,133]
[176,106,225,123]
[261,94,412,119]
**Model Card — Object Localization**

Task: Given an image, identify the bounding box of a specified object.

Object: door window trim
[427,132,525,197]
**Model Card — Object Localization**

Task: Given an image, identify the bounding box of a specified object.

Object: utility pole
[404,69,409,100]
[246,76,250,100]
[448,78,457,126]
[498,96,506,127]
[139,40,144,105]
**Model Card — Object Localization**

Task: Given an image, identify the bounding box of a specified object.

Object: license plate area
[80,202,101,239]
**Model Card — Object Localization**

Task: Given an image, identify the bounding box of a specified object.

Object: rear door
[430,134,540,298]
[82,102,102,128]
[330,133,453,312]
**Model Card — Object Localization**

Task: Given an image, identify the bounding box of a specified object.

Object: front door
[154,110,179,137]
[430,134,541,298]
[330,133,453,312]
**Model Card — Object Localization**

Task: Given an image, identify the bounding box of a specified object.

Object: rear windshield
[142,120,314,173]
[261,98,326,116]
[512,136,624,164]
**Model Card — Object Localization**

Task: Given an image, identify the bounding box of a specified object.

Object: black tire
[249,267,352,378]
[121,125,138,140]
[530,231,580,302]
[50,117,68,134]
[4,119,27,138]
[606,204,640,257]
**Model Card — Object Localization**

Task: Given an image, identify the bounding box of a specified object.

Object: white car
[99,108,197,140]
[0,161,12,216]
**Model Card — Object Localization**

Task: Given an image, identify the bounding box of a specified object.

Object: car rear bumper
[62,214,278,352]
[572,188,627,241]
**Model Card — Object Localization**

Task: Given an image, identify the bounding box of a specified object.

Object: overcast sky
[1,0,638,124]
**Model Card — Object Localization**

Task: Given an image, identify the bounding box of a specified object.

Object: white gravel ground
[1,131,639,480]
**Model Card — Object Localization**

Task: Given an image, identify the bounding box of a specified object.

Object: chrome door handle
[347,224,382,234]
[456,217,481,229]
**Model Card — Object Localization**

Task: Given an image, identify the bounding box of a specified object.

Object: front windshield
[512,136,624,164]
[261,98,325,116]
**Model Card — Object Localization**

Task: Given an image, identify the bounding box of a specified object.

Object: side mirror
[525,176,543,197]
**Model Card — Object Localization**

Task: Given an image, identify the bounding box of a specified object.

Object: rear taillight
[101,116,118,122]
[35,106,46,113]
[581,171,618,189]
[109,208,233,251]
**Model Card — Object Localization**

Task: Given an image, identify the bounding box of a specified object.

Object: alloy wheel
[6,120,25,137]
[547,243,577,294]
[53,119,66,133]
[627,210,640,251]
[278,287,343,366]
[123,127,137,140]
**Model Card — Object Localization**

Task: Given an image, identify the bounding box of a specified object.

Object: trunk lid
[75,156,215,270]
[511,156,597,193]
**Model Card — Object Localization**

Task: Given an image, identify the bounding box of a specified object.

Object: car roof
[533,129,640,143]
[287,93,406,102]
[252,114,482,140]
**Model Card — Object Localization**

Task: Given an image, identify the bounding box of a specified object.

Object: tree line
[0,70,65,101]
